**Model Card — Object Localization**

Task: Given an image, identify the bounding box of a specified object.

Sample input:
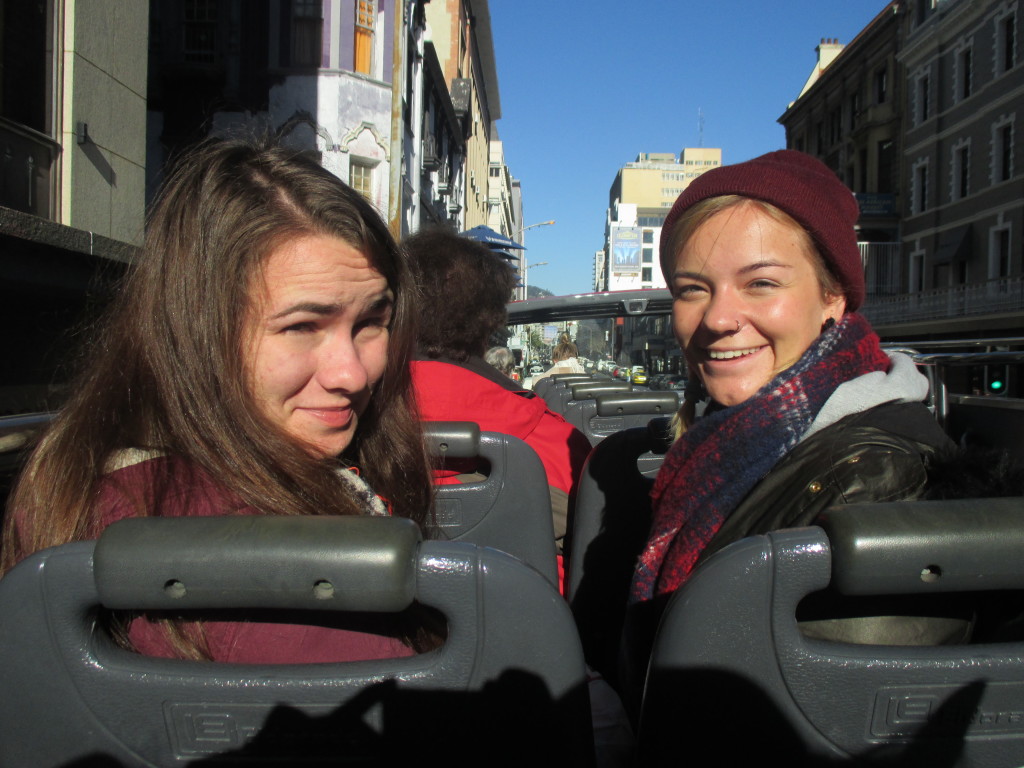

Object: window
[829,107,842,145]
[874,67,888,104]
[641,267,653,282]
[877,140,894,194]
[642,248,653,264]
[849,91,860,130]
[350,161,372,200]
[953,143,970,199]
[998,11,1017,74]
[642,230,654,244]
[916,72,930,124]
[489,167,500,177]
[956,45,973,100]
[997,229,1011,278]
[915,0,932,27]
[913,160,929,214]
[990,225,1013,280]
[0,0,48,132]
[910,250,925,293]
[290,0,322,68]
[184,0,218,64]
[354,0,376,75]
[995,120,1014,182]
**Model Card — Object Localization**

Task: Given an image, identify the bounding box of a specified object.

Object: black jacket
[698,400,953,565]
[700,400,964,645]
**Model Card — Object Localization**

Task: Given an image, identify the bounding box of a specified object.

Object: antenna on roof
[698,107,705,147]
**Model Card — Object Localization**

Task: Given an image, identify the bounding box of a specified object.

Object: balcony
[863,276,1024,326]
[0,117,60,220]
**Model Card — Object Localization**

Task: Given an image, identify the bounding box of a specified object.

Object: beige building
[424,0,500,229]
[1,0,147,245]
[1,0,147,412]
[61,2,148,245]
[598,148,722,291]
[487,139,516,236]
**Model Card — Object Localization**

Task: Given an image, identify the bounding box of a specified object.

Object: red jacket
[411,358,591,496]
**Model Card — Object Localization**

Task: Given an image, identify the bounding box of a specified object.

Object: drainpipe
[388,0,406,238]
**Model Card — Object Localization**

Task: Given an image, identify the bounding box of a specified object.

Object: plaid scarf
[630,313,890,602]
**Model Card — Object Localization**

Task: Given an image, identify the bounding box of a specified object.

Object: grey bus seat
[567,419,671,686]
[638,498,1024,765]
[565,392,679,447]
[555,381,632,416]
[532,374,589,403]
[540,376,598,411]
[423,421,558,586]
[0,515,593,766]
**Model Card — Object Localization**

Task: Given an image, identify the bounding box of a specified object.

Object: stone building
[890,0,1024,336]
[779,0,1024,338]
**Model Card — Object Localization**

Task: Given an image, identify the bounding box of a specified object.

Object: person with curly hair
[405,228,591,553]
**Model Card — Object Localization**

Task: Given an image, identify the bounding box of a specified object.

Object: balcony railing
[0,117,60,220]
[863,276,1024,325]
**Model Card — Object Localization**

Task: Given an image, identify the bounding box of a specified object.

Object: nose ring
[735,320,741,332]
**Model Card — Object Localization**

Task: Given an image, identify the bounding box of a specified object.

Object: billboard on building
[611,227,641,274]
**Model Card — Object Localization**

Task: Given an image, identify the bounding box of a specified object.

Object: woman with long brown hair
[2,137,433,661]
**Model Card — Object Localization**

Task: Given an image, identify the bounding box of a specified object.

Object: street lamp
[514,219,555,239]
[523,260,548,300]
[515,220,555,301]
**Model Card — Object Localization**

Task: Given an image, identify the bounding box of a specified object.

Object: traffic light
[985,364,1010,395]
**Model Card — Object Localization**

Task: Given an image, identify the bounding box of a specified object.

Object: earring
[822,317,836,332]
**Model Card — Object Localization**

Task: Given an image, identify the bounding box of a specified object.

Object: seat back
[540,374,592,408]
[423,421,558,586]
[0,516,592,766]
[565,392,679,446]
[555,381,632,417]
[566,420,671,684]
[639,498,1024,765]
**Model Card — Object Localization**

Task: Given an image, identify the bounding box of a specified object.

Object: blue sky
[488,0,889,296]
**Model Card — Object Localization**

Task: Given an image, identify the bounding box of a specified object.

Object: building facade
[1,0,146,412]
[779,0,1024,338]
[597,148,722,292]
[149,0,504,237]
[423,0,500,230]
[2,0,512,411]
[890,0,1024,336]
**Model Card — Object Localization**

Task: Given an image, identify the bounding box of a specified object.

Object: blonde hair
[661,195,842,302]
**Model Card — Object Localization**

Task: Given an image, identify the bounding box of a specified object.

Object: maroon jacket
[94,453,414,663]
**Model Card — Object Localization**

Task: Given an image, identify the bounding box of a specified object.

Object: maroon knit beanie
[660,150,865,310]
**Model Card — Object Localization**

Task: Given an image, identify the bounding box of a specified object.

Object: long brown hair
[3,137,432,577]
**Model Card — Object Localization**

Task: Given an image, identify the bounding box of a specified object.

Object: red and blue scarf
[630,313,890,602]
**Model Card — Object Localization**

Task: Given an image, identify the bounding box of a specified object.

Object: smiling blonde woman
[631,151,953,611]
